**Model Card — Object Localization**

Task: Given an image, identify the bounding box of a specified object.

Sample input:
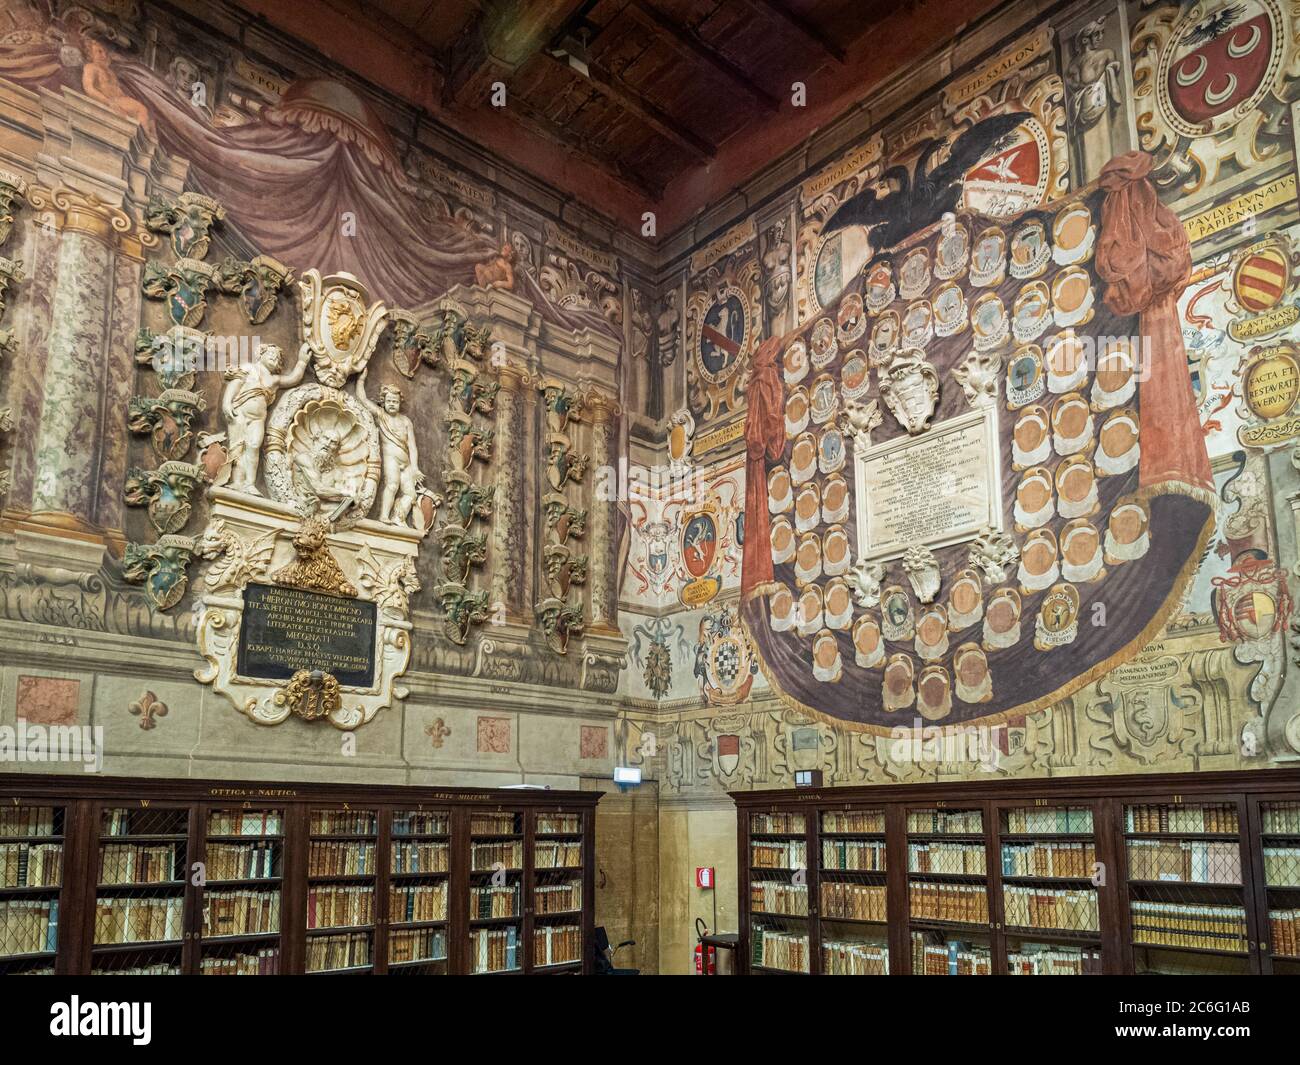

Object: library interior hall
[3,0,1300,984]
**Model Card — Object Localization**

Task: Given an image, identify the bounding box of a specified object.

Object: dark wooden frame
[0,774,598,975]
[732,768,1300,975]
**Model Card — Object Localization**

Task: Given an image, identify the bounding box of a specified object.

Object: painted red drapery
[1096,151,1213,496]
[741,335,786,599]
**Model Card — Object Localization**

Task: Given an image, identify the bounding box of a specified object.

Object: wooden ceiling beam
[444,0,587,106]
[541,49,717,163]
[626,1,780,112]
[744,0,846,63]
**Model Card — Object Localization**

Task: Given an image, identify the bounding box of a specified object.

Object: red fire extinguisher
[694,917,716,974]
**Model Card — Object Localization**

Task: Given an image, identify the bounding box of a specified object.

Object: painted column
[492,360,531,622]
[585,389,621,634]
[24,191,136,554]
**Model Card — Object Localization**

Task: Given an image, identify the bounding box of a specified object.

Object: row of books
[202,889,280,937]
[1262,804,1300,835]
[101,809,185,837]
[822,939,889,974]
[1127,838,1242,884]
[93,897,183,944]
[391,841,449,874]
[533,923,581,966]
[908,809,982,835]
[0,843,63,888]
[1004,806,1094,835]
[751,840,806,869]
[93,963,176,975]
[821,882,886,922]
[751,926,809,972]
[306,885,374,929]
[537,813,582,835]
[0,807,57,837]
[469,926,519,973]
[307,932,371,972]
[908,881,990,924]
[471,883,520,919]
[200,948,281,975]
[1125,803,1238,835]
[390,882,447,923]
[908,842,986,875]
[822,810,884,834]
[1268,908,1300,958]
[1262,847,1300,886]
[750,813,805,835]
[822,839,885,871]
[911,933,991,975]
[207,811,282,837]
[1130,901,1248,953]
[535,841,582,868]
[1002,841,1096,879]
[309,840,375,877]
[1003,886,1100,932]
[309,811,376,836]
[392,812,448,836]
[1,900,59,955]
[99,843,180,885]
[204,842,276,882]
[471,841,522,870]
[750,880,808,916]
[1007,945,1102,975]
[387,931,444,972]
[470,813,519,836]
[390,927,446,964]
[535,882,581,913]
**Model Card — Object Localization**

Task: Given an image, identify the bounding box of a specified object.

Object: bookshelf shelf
[0,775,597,975]
[734,769,1300,975]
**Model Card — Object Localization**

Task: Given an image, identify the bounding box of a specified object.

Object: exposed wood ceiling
[232,0,998,238]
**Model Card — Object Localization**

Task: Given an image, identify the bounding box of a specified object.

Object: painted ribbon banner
[741,153,1215,731]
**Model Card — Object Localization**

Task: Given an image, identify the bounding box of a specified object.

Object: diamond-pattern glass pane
[199,806,283,975]
[468,810,523,974]
[534,810,584,972]
[910,930,991,975]
[306,807,377,974]
[388,808,450,974]
[91,805,187,974]
[0,804,64,974]
[1125,802,1250,975]
[819,808,888,975]
[751,917,809,973]
[1261,801,1300,971]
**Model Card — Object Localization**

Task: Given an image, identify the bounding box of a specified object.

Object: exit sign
[696,867,714,889]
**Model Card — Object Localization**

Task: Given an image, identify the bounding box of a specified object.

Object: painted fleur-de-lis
[425,718,451,749]
[128,690,169,730]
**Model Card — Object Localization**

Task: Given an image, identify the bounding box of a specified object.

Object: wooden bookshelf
[733,769,1300,975]
[0,775,598,975]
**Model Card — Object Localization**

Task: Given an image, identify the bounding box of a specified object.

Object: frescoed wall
[2,0,1300,973]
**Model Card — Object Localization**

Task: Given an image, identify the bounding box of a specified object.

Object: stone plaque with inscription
[853,405,1002,560]
[237,583,377,687]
